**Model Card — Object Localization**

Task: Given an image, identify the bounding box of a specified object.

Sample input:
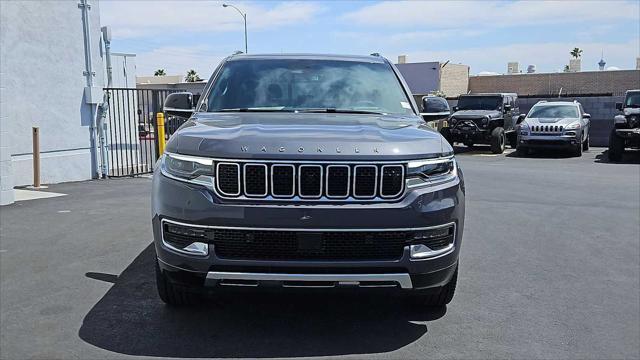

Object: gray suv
[516,100,591,157]
[152,54,465,307]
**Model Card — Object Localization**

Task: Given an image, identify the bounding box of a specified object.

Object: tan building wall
[440,63,469,97]
[468,70,639,96]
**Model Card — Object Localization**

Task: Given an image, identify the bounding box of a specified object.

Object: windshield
[456,96,502,111]
[206,59,413,115]
[625,92,640,108]
[528,105,579,118]
[423,97,450,113]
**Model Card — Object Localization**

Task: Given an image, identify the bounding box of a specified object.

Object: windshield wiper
[296,108,385,115]
[216,108,294,112]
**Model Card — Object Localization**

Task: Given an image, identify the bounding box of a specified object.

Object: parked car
[609,89,640,161]
[441,93,519,153]
[420,95,451,131]
[153,53,465,307]
[516,100,590,157]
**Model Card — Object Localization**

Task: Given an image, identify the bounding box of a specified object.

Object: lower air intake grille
[212,229,410,261]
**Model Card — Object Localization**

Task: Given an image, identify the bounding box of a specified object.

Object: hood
[452,110,502,119]
[166,112,447,160]
[525,117,579,125]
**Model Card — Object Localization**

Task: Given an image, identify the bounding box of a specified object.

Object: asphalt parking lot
[0,147,638,359]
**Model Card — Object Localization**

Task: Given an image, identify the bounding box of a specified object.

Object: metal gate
[103,88,182,177]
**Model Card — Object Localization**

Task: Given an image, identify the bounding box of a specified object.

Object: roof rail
[538,100,547,103]
[232,51,244,55]
[370,52,380,57]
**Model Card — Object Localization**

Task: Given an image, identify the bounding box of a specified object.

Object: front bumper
[614,128,640,140]
[152,170,465,291]
[447,120,494,144]
[518,133,580,149]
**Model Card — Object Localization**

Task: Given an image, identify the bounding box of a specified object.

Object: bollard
[156,112,166,156]
[32,127,40,188]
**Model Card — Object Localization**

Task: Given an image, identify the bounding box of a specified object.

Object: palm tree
[185,69,201,82]
[570,48,583,59]
[154,69,166,76]
[563,65,570,72]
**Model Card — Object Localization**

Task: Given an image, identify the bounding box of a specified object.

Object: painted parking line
[14,189,67,202]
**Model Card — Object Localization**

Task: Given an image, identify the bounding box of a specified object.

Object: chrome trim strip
[353,165,378,199]
[298,164,323,199]
[271,164,296,198]
[243,163,268,197]
[325,165,350,198]
[215,162,241,196]
[161,217,456,233]
[380,165,405,198]
[167,153,453,165]
[206,272,413,289]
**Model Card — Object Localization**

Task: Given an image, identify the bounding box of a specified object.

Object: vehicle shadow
[594,149,640,164]
[79,244,446,358]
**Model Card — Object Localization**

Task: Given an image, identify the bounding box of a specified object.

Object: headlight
[449,117,457,125]
[406,157,457,188]
[482,116,489,125]
[518,122,529,135]
[161,152,214,186]
[565,122,581,130]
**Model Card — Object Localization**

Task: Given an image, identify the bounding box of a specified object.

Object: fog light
[410,243,453,259]
[183,242,209,256]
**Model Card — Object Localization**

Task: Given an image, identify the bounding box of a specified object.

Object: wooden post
[32,127,40,188]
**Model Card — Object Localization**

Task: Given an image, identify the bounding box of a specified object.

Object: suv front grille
[215,162,406,201]
[531,125,564,133]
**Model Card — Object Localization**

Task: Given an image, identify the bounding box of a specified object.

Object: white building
[1,1,111,205]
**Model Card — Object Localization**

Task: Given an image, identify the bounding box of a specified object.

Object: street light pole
[222,3,247,54]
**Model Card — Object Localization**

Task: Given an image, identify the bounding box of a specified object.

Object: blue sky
[100,0,640,78]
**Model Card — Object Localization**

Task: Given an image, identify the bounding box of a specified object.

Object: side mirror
[615,102,623,111]
[164,92,194,118]
[504,104,512,111]
[516,113,526,124]
[583,113,591,119]
[452,106,458,112]
[421,97,429,112]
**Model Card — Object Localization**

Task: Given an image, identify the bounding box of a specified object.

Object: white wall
[0,0,104,204]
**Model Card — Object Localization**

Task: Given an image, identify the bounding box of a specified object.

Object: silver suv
[516,100,591,156]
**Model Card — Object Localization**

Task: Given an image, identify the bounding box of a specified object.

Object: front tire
[156,260,200,306]
[583,132,590,151]
[490,127,505,154]
[571,140,583,157]
[412,265,458,307]
[608,129,624,161]
[508,132,518,148]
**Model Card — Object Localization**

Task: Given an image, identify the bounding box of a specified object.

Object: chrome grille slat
[215,161,405,201]
[353,165,378,199]
[326,165,350,198]
[271,164,295,198]
[243,163,267,197]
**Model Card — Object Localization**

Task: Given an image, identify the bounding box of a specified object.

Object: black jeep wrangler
[609,89,640,161]
[441,93,519,153]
